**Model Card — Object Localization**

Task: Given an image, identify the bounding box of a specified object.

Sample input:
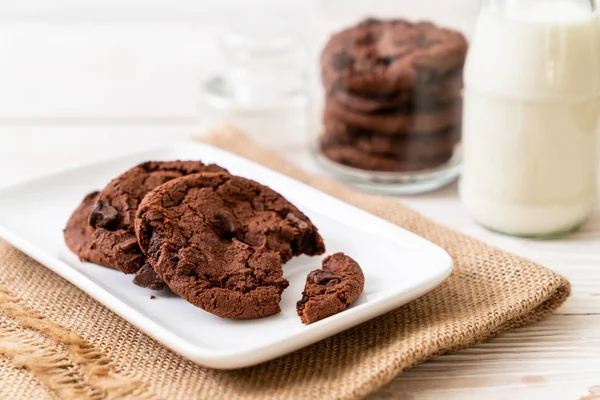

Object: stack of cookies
[319,18,468,172]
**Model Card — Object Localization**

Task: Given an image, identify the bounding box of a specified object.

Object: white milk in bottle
[460,0,600,237]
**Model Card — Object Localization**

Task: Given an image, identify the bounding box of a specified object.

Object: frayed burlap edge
[0,286,160,400]
[0,313,91,399]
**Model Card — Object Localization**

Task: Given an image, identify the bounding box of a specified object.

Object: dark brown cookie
[296,252,365,324]
[64,191,112,266]
[327,69,462,113]
[135,172,326,319]
[321,145,453,172]
[325,100,462,135]
[321,18,468,96]
[88,161,227,276]
[322,118,460,158]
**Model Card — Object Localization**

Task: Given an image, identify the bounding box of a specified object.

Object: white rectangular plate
[0,142,452,369]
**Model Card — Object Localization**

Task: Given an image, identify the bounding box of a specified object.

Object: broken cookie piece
[297,252,364,324]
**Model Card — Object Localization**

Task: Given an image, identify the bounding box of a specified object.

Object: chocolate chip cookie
[321,18,468,95]
[325,100,462,135]
[88,161,227,276]
[296,252,364,324]
[317,18,466,175]
[64,191,111,266]
[322,116,460,158]
[135,172,326,319]
[327,69,463,113]
[322,146,453,172]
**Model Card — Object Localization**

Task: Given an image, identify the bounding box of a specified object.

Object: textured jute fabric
[0,126,570,400]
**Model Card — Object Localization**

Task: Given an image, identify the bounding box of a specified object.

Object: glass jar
[200,17,309,151]
[460,0,600,237]
[311,1,477,194]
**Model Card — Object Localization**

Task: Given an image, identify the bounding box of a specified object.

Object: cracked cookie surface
[321,18,468,96]
[135,172,326,319]
[297,252,364,324]
[88,161,227,285]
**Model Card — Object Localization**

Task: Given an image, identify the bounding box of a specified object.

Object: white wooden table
[0,5,599,398]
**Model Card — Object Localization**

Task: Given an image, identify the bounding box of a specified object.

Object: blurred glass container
[200,18,309,150]
[311,1,477,194]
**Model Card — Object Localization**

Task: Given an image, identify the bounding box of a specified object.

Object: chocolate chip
[286,213,311,252]
[332,50,355,71]
[119,237,139,252]
[89,200,119,230]
[133,263,165,291]
[308,269,341,285]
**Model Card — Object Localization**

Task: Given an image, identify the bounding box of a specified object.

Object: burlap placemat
[0,127,570,400]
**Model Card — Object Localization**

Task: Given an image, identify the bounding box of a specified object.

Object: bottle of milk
[460,0,600,237]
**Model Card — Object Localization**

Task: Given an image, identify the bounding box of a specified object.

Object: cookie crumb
[150,295,156,300]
